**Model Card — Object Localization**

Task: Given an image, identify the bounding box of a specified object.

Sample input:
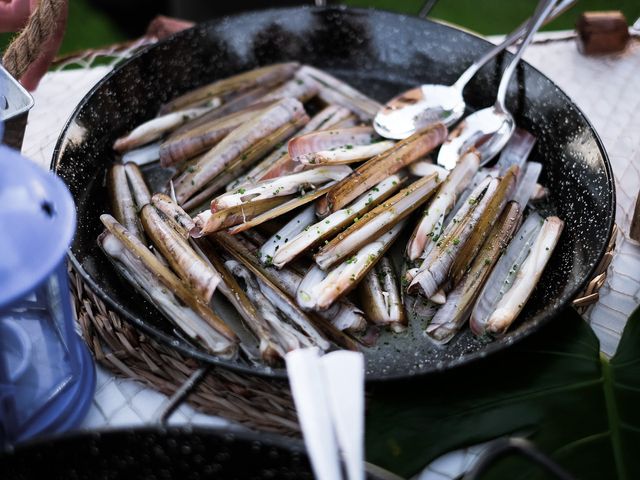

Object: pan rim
[52,6,616,382]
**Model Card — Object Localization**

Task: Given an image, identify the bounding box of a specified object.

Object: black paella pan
[52,6,615,380]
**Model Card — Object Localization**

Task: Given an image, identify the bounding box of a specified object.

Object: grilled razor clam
[255,106,357,183]
[99,232,236,358]
[229,105,353,191]
[358,257,406,332]
[213,234,331,351]
[298,222,405,311]
[113,101,219,153]
[406,151,479,261]
[299,65,381,120]
[183,113,311,207]
[107,163,145,241]
[470,212,543,334]
[159,101,276,167]
[272,174,405,268]
[140,205,221,303]
[121,141,160,166]
[317,123,448,217]
[192,240,282,363]
[151,193,195,240]
[192,196,294,237]
[215,232,359,350]
[260,71,319,103]
[226,183,336,235]
[495,128,536,175]
[260,206,316,266]
[99,216,237,346]
[408,160,449,178]
[225,260,315,352]
[530,183,549,202]
[211,166,352,211]
[297,141,397,166]
[476,216,564,337]
[173,98,307,204]
[160,62,300,114]
[448,166,518,289]
[315,173,440,270]
[409,176,498,298]
[123,162,151,207]
[511,162,542,209]
[288,126,377,161]
[426,202,522,344]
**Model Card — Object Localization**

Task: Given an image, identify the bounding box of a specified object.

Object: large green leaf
[365,306,640,479]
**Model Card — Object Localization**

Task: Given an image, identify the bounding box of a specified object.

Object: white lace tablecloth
[20,31,640,479]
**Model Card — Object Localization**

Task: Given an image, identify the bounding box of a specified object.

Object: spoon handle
[494,0,557,110]
[453,0,575,92]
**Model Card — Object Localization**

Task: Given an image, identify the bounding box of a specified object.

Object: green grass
[1,1,637,59]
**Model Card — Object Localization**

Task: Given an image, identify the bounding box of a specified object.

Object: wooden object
[576,11,630,55]
[631,192,640,242]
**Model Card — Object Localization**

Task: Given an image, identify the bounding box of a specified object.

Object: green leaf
[365,306,640,479]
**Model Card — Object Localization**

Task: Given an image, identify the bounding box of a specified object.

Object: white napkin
[286,348,365,480]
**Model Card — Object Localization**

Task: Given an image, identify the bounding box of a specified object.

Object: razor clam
[406,151,479,261]
[113,101,219,153]
[159,101,275,167]
[225,260,315,352]
[173,98,307,204]
[530,183,549,202]
[317,123,447,216]
[426,201,522,344]
[214,232,359,350]
[107,163,145,241]
[470,212,544,332]
[448,165,518,288]
[473,216,564,337]
[191,239,282,363]
[121,141,160,166]
[299,65,382,120]
[187,113,311,204]
[212,165,352,211]
[254,106,357,183]
[271,174,405,268]
[496,128,536,175]
[174,85,275,135]
[123,162,151,207]
[358,257,406,332]
[409,176,498,298]
[260,71,319,103]
[298,141,396,166]
[226,182,337,235]
[288,126,377,161]
[259,205,317,266]
[213,233,331,351]
[99,231,236,358]
[511,161,542,208]
[408,159,449,178]
[140,205,221,302]
[298,222,405,311]
[100,215,237,347]
[237,231,368,333]
[315,173,440,270]
[192,196,295,237]
[151,193,195,240]
[160,62,300,113]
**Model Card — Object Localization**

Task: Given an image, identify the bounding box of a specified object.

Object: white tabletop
[20,31,640,479]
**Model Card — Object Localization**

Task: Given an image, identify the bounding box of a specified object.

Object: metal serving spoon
[373,0,574,141]
[436,0,559,169]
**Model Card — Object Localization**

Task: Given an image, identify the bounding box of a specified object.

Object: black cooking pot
[52,6,615,380]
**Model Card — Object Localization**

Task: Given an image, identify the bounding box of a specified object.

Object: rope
[3,0,67,89]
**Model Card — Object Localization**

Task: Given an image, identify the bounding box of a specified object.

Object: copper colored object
[576,11,630,55]
[145,15,194,40]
